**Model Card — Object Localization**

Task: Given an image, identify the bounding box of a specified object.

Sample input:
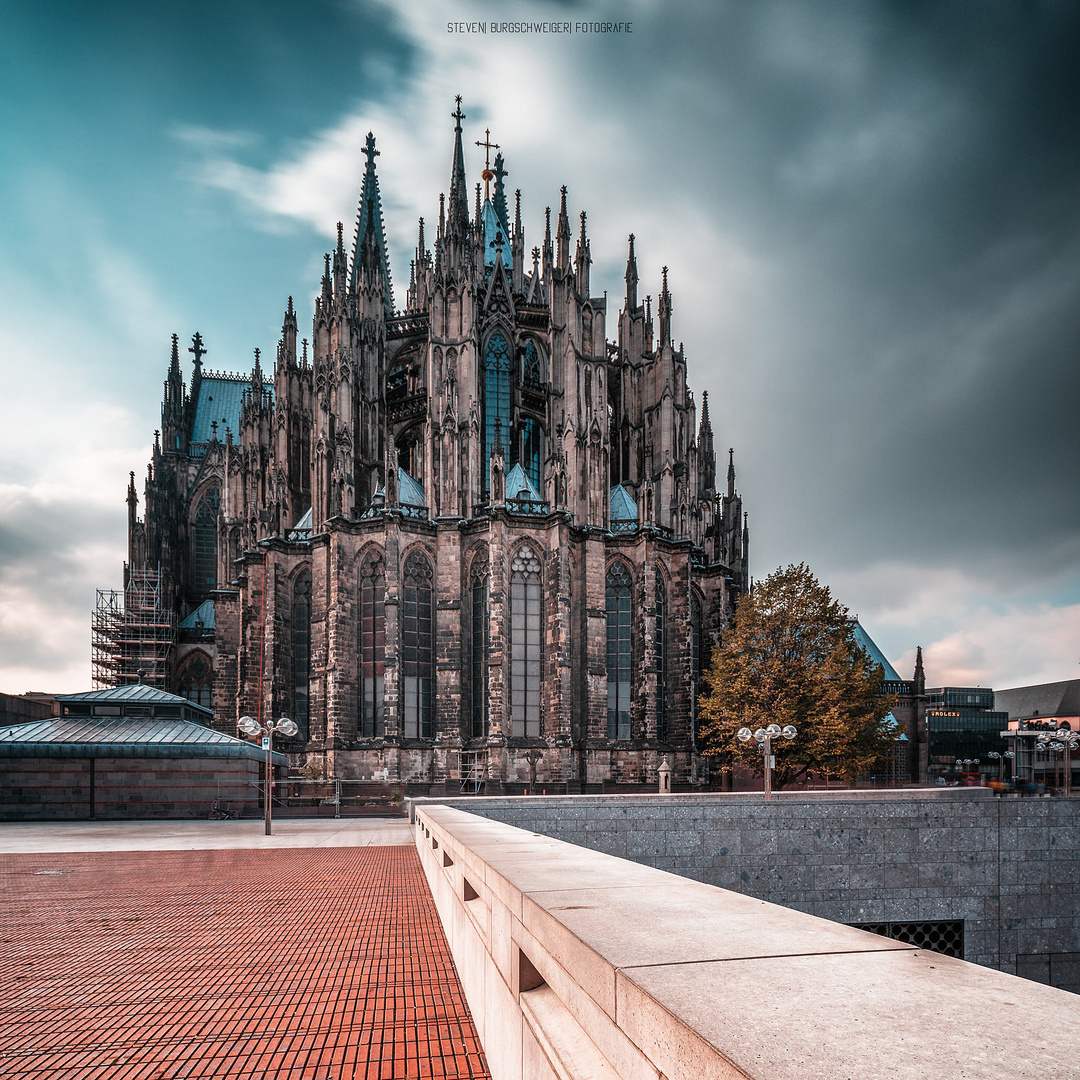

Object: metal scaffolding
[91,569,176,689]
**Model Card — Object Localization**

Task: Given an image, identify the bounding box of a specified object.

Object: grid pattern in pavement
[0,845,490,1079]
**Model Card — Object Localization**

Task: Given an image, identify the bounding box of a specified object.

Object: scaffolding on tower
[91,568,176,690]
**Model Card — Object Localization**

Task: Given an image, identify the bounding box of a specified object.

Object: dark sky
[1,0,1078,691]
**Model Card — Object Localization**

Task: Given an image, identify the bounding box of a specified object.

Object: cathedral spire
[624,234,638,310]
[699,391,715,493]
[448,96,469,238]
[188,331,206,373]
[555,186,571,270]
[914,645,925,692]
[574,210,591,293]
[349,133,394,316]
[659,265,672,347]
[543,206,553,276]
[492,151,509,236]
[727,446,736,498]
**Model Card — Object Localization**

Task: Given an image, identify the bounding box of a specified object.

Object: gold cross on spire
[475,127,499,200]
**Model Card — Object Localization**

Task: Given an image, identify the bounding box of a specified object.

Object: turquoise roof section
[0,714,287,763]
[57,684,210,713]
[179,600,215,631]
[609,484,639,521]
[191,376,272,445]
[851,621,902,682]
[482,199,508,268]
[398,467,426,507]
[505,463,543,502]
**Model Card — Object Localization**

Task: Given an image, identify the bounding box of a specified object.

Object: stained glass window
[522,339,542,386]
[359,552,385,737]
[292,571,311,738]
[482,331,512,495]
[655,575,667,742]
[402,551,434,738]
[193,488,219,591]
[471,565,489,738]
[178,653,212,710]
[510,545,542,737]
[691,592,703,737]
[606,562,632,740]
[521,418,543,492]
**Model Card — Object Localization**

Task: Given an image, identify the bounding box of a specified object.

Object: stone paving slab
[0,818,414,853]
[0,845,490,1079]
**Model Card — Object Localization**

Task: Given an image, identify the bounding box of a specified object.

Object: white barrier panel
[415,802,1080,1080]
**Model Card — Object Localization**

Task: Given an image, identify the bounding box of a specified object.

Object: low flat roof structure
[0,684,284,764]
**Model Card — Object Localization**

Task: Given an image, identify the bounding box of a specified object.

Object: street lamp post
[1035,729,1079,796]
[239,715,299,835]
[737,723,797,800]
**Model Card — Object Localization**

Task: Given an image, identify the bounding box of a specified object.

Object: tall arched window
[482,331,512,494]
[178,653,213,710]
[193,488,219,592]
[606,562,633,740]
[359,551,386,737]
[655,574,667,742]
[522,339,542,387]
[292,571,311,738]
[521,418,543,491]
[691,592,703,739]
[510,545,542,737]
[402,551,434,739]
[471,561,489,738]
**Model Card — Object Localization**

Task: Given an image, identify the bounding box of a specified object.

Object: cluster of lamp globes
[238,715,299,740]
[736,724,798,744]
[1034,730,1080,754]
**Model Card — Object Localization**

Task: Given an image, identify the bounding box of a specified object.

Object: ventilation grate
[850,919,964,959]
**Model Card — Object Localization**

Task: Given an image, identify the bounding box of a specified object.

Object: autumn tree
[697,563,899,789]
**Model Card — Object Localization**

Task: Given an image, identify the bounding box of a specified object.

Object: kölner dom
[113,100,749,790]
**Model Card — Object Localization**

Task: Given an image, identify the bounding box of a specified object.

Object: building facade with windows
[117,103,749,787]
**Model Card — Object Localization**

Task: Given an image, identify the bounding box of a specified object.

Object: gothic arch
[467,543,491,739]
[401,547,435,740]
[509,542,543,739]
[357,547,386,738]
[190,485,221,593]
[177,650,213,710]
[606,559,635,741]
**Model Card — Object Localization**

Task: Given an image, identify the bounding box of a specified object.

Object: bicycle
[208,799,241,820]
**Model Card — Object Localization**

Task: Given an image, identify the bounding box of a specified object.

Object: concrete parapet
[415,802,1080,1079]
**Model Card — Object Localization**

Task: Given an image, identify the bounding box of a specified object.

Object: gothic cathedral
[121,102,749,787]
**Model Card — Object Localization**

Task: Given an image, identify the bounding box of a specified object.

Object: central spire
[448,96,469,238]
[350,132,394,317]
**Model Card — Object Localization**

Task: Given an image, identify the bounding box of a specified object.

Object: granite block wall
[420,789,1080,993]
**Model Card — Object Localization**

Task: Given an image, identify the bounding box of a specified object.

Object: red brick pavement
[0,846,490,1079]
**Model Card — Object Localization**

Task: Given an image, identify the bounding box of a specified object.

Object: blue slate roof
[179,600,215,631]
[0,714,286,763]
[609,484,639,521]
[505,463,543,502]
[57,685,210,713]
[851,621,902,682]
[398,467,427,507]
[191,376,272,445]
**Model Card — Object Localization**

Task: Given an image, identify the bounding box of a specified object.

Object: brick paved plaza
[0,828,490,1079]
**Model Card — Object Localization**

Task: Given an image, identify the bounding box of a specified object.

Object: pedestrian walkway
[0,817,414,854]
[0,839,490,1078]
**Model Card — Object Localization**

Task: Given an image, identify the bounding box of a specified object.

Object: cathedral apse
[113,99,749,788]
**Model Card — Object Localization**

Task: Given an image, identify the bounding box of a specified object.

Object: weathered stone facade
[124,102,749,786]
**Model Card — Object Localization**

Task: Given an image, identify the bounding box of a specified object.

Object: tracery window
[522,339,542,387]
[402,551,434,738]
[178,653,212,710]
[691,592,703,737]
[521,418,543,492]
[359,551,386,737]
[655,574,667,742]
[482,331,512,495]
[471,561,489,738]
[193,488,219,591]
[292,571,311,738]
[606,562,633,740]
[510,545,542,737]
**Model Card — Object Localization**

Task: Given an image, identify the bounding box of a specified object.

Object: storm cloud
[1,0,1077,690]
